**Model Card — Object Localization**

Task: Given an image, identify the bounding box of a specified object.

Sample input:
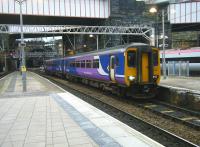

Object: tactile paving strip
[51,93,122,147]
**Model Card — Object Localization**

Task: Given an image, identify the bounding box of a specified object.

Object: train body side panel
[63,52,126,85]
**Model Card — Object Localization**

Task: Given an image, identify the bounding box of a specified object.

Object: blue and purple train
[44,43,160,98]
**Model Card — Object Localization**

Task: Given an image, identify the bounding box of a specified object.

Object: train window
[91,60,93,68]
[93,59,99,68]
[153,51,158,66]
[116,57,119,66]
[81,61,85,68]
[78,61,81,67]
[127,51,136,67]
[86,60,91,68]
[76,61,81,68]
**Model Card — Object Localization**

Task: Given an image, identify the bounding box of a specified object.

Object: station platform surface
[160,76,200,93]
[0,72,163,147]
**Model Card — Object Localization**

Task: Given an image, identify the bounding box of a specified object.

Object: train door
[110,55,116,82]
[141,53,149,83]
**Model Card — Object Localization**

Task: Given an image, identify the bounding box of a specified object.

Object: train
[44,43,161,98]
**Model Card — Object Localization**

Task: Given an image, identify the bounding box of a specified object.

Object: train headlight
[129,76,135,81]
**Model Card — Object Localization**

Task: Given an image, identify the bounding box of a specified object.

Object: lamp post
[1,39,7,72]
[89,34,99,51]
[149,7,167,79]
[162,9,167,79]
[15,0,27,91]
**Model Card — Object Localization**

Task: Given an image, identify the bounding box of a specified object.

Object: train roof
[64,43,149,59]
[46,43,150,61]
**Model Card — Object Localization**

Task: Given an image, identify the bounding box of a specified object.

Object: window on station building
[38,0,44,15]
[127,51,136,67]
[43,0,49,15]
[32,0,38,15]
[2,0,9,13]
[26,0,33,14]
[59,0,65,16]
[49,0,55,15]
[54,0,61,16]
[8,0,15,13]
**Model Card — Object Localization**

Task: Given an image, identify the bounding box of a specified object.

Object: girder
[0,24,155,45]
[0,24,152,34]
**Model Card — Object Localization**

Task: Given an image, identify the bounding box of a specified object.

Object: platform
[159,76,200,111]
[0,72,163,147]
[160,76,200,93]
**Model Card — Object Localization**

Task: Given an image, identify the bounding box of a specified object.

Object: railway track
[0,72,10,79]
[137,100,200,130]
[36,71,199,147]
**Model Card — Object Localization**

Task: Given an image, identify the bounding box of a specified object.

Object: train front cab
[125,46,160,98]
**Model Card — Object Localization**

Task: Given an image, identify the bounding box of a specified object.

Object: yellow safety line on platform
[0,75,12,94]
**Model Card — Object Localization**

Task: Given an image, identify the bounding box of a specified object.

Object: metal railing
[166,61,190,77]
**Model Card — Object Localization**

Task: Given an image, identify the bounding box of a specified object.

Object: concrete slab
[160,76,200,93]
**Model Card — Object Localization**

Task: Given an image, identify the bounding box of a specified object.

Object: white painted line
[0,72,13,81]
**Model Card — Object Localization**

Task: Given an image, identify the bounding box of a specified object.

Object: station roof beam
[0,24,155,45]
